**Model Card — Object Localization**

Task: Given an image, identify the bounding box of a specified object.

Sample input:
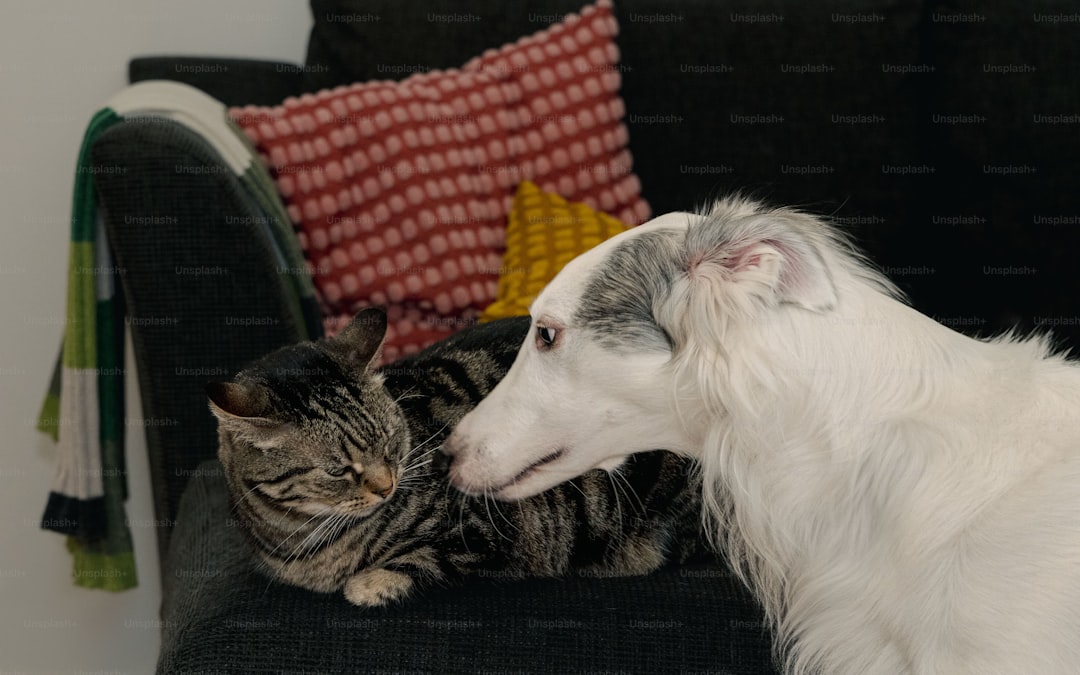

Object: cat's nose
[364,465,395,498]
[370,481,394,498]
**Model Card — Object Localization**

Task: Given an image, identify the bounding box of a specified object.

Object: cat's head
[208,308,409,520]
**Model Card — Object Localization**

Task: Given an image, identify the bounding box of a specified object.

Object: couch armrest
[90,118,309,567]
[129,56,306,106]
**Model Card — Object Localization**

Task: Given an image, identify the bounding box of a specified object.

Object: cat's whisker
[287,519,333,561]
[401,458,434,476]
[605,472,625,527]
[396,443,439,479]
[230,482,265,517]
[323,513,353,550]
[264,505,335,561]
[303,510,342,545]
[480,490,513,541]
[398,445,430,467]
[400,436,436,460]
[487,490,518,536]
[565,478,587,499]
[402,452,433,468]
[611,468,647,518]
[395,474,427,492]
[403,423,451,461]
[282,510,349,572]
[262,509,339,595]
[269,506,298,534]
[391,387,421,405]
[259,561,284,597]
[449,483,472,554]
[276,505,330,548]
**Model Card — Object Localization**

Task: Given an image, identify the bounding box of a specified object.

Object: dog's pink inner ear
[682,210,840,313]
[720,235,837,313]
[731,242,781,273]
[766,236,837,312]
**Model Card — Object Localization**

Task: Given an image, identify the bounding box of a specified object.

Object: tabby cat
[209,308,704,607]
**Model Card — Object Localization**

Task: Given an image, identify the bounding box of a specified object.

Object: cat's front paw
[343,568,413,607]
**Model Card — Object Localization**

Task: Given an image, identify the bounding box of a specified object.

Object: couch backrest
[301,0,1080,349]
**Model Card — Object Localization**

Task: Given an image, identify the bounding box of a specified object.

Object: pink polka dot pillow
[231,0,649,363]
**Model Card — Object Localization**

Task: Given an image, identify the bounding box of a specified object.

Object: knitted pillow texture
[231,0,649,363]
[480,181,631,322]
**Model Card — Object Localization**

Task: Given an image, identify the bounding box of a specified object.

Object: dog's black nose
[431,446,453,475]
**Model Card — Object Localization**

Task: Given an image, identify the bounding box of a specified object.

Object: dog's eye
[537,325,558,348]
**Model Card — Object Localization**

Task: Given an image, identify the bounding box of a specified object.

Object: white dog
[442,197,1080,674]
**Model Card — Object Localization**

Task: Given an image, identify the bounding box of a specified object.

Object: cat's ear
[330,308,387,370]
[207,381,288,449]
[206,381,278,427]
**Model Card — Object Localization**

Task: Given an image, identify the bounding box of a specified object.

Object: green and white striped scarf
[37,80,319,590]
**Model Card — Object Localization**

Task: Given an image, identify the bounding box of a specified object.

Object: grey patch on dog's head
[573,227,684,352]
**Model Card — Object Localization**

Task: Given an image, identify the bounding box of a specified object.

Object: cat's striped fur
[209,309,704,607]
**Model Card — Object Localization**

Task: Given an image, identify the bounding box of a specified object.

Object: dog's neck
[677,272,1073,672]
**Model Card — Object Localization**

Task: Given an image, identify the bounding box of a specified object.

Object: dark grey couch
[91,1,1079,672]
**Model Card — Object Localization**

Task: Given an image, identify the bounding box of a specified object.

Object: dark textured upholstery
[128,57,306,107]
[916,3,1080,338]
[92,119,312,564]
[306,0,925,224]
[305,0,1080,349]
[161,461,778,674]
[88,1,1080,672]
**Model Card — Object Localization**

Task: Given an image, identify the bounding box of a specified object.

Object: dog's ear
[679,209,838,313]
[655,206,839,354]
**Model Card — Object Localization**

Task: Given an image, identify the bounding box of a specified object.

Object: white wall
[0,2,312,672]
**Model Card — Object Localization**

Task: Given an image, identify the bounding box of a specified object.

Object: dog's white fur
[444,198,1080,674]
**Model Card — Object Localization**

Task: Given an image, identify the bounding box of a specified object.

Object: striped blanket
[37,80,318,590]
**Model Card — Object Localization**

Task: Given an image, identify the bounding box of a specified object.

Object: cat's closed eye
[324,466,348,477]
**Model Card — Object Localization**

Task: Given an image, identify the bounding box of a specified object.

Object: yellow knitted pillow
[480,181,632,322]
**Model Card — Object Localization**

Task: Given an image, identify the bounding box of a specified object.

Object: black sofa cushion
[300,0,1080,352]
[303,0,924,221]
[129,57,306,107]
[913,2,1080,341]
[160,461,779,674]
